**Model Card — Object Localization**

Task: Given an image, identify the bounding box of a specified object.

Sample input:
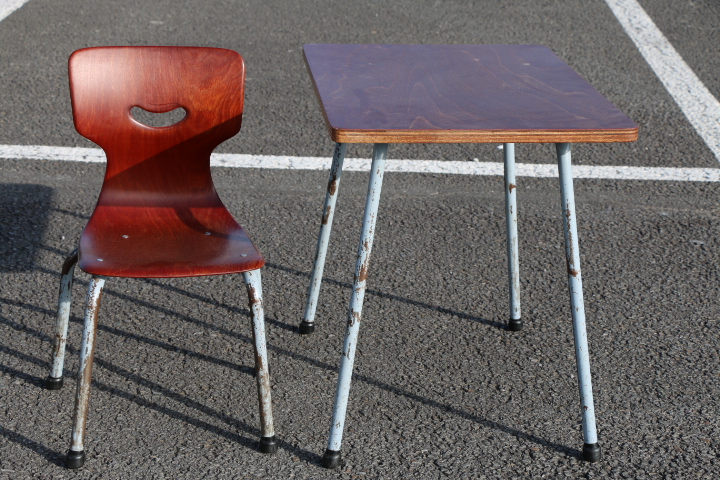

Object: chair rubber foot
[508,318,523,331]
[259,436,278,454]
[45,376,64,390]
[582,442,602,462]
[65,449,85,469]
[299,321,315,335]
[322,449,342,469]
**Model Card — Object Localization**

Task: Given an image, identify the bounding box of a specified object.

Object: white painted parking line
[0,0,30,22]
[605,0,720,162]
[2,144,719,182]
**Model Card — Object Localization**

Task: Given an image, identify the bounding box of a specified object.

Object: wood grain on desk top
[303,44,638,144]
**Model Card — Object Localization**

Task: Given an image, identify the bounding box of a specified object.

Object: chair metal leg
[503,144,523,331]
[323,143,388,469]
[556,143,602,462]
[66,275,105,469]
[300,142,347,335]
[46,249,78,390]
[243,269,277,454]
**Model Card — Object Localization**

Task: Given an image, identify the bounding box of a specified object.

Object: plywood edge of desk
[328,127,639,144]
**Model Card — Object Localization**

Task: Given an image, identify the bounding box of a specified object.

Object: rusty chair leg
[66,275,105,469]
[46,249,79,390]
[243,269,277,454]
[300,142,346,335]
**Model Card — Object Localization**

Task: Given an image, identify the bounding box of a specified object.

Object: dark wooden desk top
[303,44,638,144]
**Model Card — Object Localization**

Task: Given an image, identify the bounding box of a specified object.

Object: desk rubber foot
[508,318,523,331]
[322,449,342,469]
[299,321,315,335]
[259,436,278,454]
[582,443,602,462]
[65,449,85,469]
[45,376,63,390]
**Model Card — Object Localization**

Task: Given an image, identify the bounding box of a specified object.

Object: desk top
[303,44,638,144]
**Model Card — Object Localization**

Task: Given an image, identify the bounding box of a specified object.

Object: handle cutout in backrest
[130,106,187,128]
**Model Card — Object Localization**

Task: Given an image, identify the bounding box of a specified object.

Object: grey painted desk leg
[556,143,602,462]
[323,143,388,469]
[46,249,78,390]
[66,276,105,469]
[504,143,522,331]
[300,143,347,334]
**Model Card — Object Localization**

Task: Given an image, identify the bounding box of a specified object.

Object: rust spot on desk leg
[348,311,361,328]
[565,255,579,278]
[358,262,369,282]
[565,208,575,264]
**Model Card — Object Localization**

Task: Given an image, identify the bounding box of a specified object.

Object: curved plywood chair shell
[68,47,263,277]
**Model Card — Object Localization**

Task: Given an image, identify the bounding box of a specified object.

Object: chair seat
[78,205,264,278]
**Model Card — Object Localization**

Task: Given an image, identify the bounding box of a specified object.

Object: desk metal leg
[504,143,522,331]
[323,143,388,469]
[300,143,347,334]
[556,143,602,462]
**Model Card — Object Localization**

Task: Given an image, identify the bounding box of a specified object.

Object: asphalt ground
[1,0,719,478]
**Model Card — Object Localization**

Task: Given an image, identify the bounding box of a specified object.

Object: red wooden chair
[45,46,277,469]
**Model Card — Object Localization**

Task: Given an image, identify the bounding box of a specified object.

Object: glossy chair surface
[47,47,277,469]
[69,46,263,277]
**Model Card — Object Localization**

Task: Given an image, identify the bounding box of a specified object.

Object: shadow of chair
[0,183,52,272]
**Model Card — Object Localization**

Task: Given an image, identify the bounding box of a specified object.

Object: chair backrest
[69,46,245,208]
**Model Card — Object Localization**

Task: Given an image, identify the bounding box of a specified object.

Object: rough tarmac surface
[1,0,719,478]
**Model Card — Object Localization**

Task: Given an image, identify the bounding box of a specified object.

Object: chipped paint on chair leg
[66,275,105,469]
[301,143,346,334]
[243,269,277,453]
[46,249,78,390]
[556,143,601,462]
[323,143,388,469]
[504,144,523,331]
